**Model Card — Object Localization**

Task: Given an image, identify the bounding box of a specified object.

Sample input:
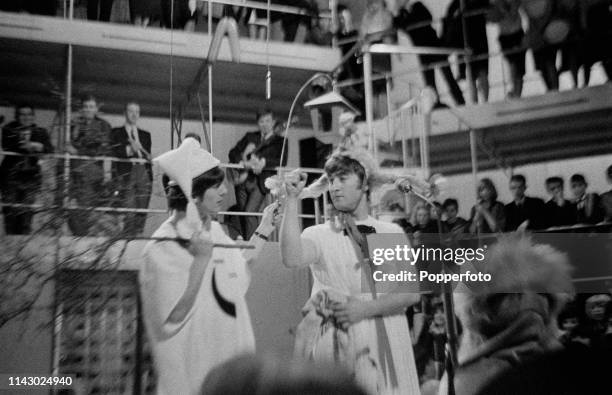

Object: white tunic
[140,218,255,395]
[301,216,421,395]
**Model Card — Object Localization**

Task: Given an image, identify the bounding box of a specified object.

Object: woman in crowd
[140,138,279,395]
[469,178,505,234]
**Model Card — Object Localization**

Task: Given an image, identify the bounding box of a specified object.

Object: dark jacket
[0,121,53,182]
[504,196,546,231]
[572,193,605,225]
[229,131,287,193]
[110,126,153,182]
[544,199,577,228]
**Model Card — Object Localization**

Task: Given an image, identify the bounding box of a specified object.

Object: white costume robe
[298,216,420,395]
[140,218,255,395]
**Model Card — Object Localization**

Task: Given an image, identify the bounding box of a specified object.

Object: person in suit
[0,104,54,234]
[110,102,152,235]
[227,108,287,240]
[570,173,604,225]
[504,174,546,231]
[543,176,576,228]
[600,165,612,222]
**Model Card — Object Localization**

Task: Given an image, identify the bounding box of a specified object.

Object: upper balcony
[0,8,340,123]
[1,0,611,174]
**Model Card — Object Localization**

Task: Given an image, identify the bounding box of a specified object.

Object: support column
[363,50,375,159]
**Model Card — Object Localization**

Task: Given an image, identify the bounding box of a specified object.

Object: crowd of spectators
[0,98,153,237]
[407,236,612,390]
[3,1,612,108]
[391,169,612,244]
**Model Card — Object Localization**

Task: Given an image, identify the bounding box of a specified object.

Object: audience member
[570,173,604,224]
[394,0,465,107]
[439,234,573,395]
[444,0,490,103]
[489,0,525,98]
[161,0,197,30]
[601,165,612,222]
[412,201,438,234]
[477,344,612,395]
[544,176,576,228]
[0,0,55,15]
[504,174,545,231]
[334,5,364,113]
[202,354,368,395]
[360,0,395,114]
[131,0,162,26]
[581,293,612,348]
[523,0,559,91]
[0,104,53,234]
[556,0,583,88]
[65,94,112,236]
[583,0,612,83]
[228,108,287,239]
[442,198,468,235]
[279,0,315,43]
[558,300,582,346]
[87,0,115,21]
[469,178,505,234]
[110,101,152,235]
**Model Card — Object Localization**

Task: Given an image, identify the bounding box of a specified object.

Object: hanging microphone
[266,70,272,100]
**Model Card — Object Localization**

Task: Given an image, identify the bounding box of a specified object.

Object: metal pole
[459,0,475,104]
[63,42,73,214]
[469,128,478,196]
[421,110,431,179]
[208,1,214,155]
[330,0,338,48]
[385,75,393,146]
[363,50,375,158]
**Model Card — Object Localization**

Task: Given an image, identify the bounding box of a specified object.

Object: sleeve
[142,131,152,155]
[1,126,22,152]
[256,137,286,168]
[109,128,127,159]
[101,120,113,156]
[300,225,323,266]
[495,202,506,232]
[141,241,195,340]
[228,133,251,164]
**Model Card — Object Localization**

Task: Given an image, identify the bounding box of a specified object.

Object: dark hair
[191,167,225,199]
[570,174,586,185]
[15,103,34,118]
[478,178,498,201]
[80,94,97,105]
[510,174,526,185]
[162,174,188,211]
[324,154,366,187]
[545,176,564,187]
[606,165,612,180]
[256,107,273,121]
[202,354,368,395]
[184,133,202,143]
[443,198,458,210]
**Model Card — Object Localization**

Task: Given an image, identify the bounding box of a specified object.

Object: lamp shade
[303,91,361,115]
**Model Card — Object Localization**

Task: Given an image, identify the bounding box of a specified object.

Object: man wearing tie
[110,102,152,235]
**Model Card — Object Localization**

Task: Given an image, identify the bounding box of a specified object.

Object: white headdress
[154,137,221,229]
